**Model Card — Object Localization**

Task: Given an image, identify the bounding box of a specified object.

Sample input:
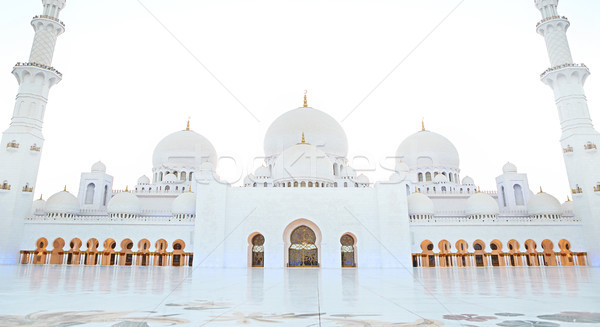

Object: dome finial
[539,186,543,193]
[421,118,426,131]
[477,186,481,193]
[303,90,308,108]
[39,194,43,200]
[414,186,419,193]
[187,185,193,193]
[63,185,67,192]
[567,196,571,202]
[297,132,310,145]
[125,185,129,193]
[186,117,190,131]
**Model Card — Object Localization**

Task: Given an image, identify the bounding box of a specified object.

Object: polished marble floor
[0,265,599,326]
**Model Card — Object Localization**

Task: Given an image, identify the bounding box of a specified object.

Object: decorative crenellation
[572,185,583,194]
[594,185,600,192]
[562,145,573,153]
[0,182,11,191]
[584,142,597,151]
[540,63,587,79]
[536,15,568,27]
[30,145,41,152]
[22,186,33,193]
[6,141,19,149]
[14,62,62,77]
[32,15,65,27]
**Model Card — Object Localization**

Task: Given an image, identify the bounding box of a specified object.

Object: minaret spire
[0,0,67,264]
[535,0,600,266]
[303,90,308,108]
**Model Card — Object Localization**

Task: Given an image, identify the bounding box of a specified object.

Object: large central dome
[264,107,348,158]
[395,129,459,171]
[152,129,217,169]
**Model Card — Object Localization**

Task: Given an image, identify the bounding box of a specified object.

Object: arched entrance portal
[251,234,265,267]
[341,234,356,267]
[288,226,319,267]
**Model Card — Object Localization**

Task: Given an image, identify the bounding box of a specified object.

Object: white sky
[1,0,599,201]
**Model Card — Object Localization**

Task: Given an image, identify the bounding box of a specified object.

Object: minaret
[0,0,66,264]
[535,0,600,266]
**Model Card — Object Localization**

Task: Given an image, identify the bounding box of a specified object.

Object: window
[85,183,95,204]
[514,184,524,205]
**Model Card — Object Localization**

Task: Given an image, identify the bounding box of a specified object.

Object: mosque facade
[0,0,598,268]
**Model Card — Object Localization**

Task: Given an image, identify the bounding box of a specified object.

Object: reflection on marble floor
[0,265,599,326]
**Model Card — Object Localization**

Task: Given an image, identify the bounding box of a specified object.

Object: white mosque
[0,0,599,269]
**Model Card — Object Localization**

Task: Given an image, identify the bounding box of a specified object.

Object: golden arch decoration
[288,226,318,267]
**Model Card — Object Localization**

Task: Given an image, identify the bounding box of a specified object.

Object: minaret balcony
[536,15,568,28]
[540,63,588,79]
[32,15,65,28]
[14,62,62,78]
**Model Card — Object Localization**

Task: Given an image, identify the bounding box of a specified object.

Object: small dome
[396,162,409,173]
[32,198,46,215]
[357,174,369,184]
[254,166,271,179]
[465,192,499,216]
[407,192,435,215]
[462,176,475,186]
[152,129,217,169]
[137,175,150,185]
[433,174,448,184]
[389,172,406,183]
[272,144,334,182]
[244,174,255,186]
[503,162,518,174]
[396,130,459,171]
[528,192,562,216]
[46,191,79,215]
[163,173,179,183]
[172,192,196,215]
[91,161,106,173]
[562,199,574,215]
[264,107,348,158]
[107,192,141,215]
[340,166,357,178]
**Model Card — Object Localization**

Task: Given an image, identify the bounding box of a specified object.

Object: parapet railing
[32,15,66,27]
[540,63,587,79]
[536,15,568,27]
[15,62,63,77]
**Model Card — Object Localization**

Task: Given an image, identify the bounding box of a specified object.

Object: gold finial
[539,186,543,193]
[477,186,481,193]
[63,185,67,192]
[125,186,129,192]
[303,90,308,108]
[414,186,419,193]
[297,132,310,145]
[187,185,192,193]
[186,118,190,131]
[421,118,425,131]
[39,194,43,200]
[567,196,571,202]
